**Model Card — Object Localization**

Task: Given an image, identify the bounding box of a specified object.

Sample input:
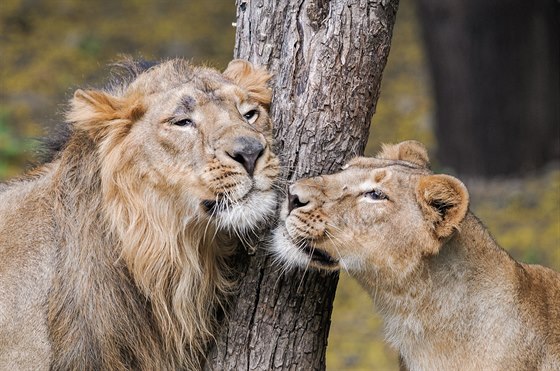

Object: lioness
[0,59,279,369]
[272,141,560,370]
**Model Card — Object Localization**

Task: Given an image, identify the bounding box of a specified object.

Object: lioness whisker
[325,230,349,273]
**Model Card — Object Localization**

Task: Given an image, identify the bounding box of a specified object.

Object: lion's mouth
[202,199,219,213]
[201,190,254,214]
[299,241,338,267]
[202,199,232,214]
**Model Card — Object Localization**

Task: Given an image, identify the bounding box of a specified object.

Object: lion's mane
[0,58,276,370]
[49,135,232,370]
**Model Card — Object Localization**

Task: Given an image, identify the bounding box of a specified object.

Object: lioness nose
[287,189,309,214]
[228,137,265,176]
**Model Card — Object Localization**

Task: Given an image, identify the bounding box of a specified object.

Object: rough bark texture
[416,0,560,176]
[206,0,398,369]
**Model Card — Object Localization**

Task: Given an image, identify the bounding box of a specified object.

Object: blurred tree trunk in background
[416,0,560,176]
[206,0,398,369]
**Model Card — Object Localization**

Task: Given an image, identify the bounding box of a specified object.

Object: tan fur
[0,58,280,370]
[273,140,560,370]
[377,139,430,168]
[222,60,272,107]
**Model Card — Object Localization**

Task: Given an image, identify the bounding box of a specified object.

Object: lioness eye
[173,118,194,127]
[243,109,258,124]
[365,189,388,201]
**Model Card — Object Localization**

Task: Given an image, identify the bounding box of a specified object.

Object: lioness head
[272,141,469,279]
[68,59,279,233]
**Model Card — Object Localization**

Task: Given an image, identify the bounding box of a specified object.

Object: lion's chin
[208,190,277,233]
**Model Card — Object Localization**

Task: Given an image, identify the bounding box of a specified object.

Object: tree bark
[416,0,560,176]
[206,0,398,369]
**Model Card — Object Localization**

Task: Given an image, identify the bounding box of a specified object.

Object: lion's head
[68,59,279,234]
[272,141,469,282]
[46,59,280,368]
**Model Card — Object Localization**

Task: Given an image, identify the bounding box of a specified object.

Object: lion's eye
[243,109,258,124]
[365,189,388,201]
[173,118,194,127]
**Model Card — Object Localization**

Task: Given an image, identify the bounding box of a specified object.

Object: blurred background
[1,0,558,369]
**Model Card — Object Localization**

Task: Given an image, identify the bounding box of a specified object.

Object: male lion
[272,141,560,370]
[0,59,280,370]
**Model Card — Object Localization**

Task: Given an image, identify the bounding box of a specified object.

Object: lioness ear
[223,59,272,106]
[377,140,430,168]
[68,89,145,142]
[416,174,469,240]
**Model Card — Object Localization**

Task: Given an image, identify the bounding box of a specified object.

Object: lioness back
[0,58,279,370]
[272,140,560,370]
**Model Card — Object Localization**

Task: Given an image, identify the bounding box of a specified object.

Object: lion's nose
[287,189,309,214]
[228,137,265,176]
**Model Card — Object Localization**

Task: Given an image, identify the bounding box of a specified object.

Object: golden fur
[273,140,560,370]
[0,59,279,370]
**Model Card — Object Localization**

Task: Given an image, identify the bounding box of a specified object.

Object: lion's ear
[223,60,272,106]
[68,89,145,142]
[416,174,469,240]
[377,140,430,168]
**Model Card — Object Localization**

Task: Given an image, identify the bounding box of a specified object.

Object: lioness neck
[356,213,534,370]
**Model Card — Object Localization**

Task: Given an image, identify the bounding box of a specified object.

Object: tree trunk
[416,0,560,176]
[206,0,399,369]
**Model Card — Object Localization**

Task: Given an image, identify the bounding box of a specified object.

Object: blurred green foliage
[1,0,558,370]
[469,171,560,269]
[0,105,38,178]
